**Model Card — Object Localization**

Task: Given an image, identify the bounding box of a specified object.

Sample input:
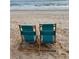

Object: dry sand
[10,10,69,59]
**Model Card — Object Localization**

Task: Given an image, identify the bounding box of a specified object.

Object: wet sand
[10,10,69,59]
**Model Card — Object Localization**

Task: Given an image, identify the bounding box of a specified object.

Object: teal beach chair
[19,25,36,44]
[40,24,56,44]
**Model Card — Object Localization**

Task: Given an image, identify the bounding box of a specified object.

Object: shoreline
[10,9,69,11]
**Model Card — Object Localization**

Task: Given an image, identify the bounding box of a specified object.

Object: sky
[11,0,68,2]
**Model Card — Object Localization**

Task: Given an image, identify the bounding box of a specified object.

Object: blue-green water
[10,0,69,10]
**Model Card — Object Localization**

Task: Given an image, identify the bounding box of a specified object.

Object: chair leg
[18,39,24,51]
[44,44,52,48]
[17,43,23,51]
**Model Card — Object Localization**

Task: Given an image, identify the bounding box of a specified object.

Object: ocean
[10,0,69,10]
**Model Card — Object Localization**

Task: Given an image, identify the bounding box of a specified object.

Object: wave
[11,6,69,11]
[10,1,69,10]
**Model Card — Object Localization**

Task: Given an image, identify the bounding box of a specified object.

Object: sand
[10,10,69,59]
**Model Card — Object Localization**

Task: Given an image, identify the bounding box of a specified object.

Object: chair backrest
[40,24,56,44]
[20,25,34,31]
[19,25,36,43]
[40,24,54,31]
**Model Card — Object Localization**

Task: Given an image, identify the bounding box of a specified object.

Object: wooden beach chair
[19,25,37,50]
[39,24,56,51]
